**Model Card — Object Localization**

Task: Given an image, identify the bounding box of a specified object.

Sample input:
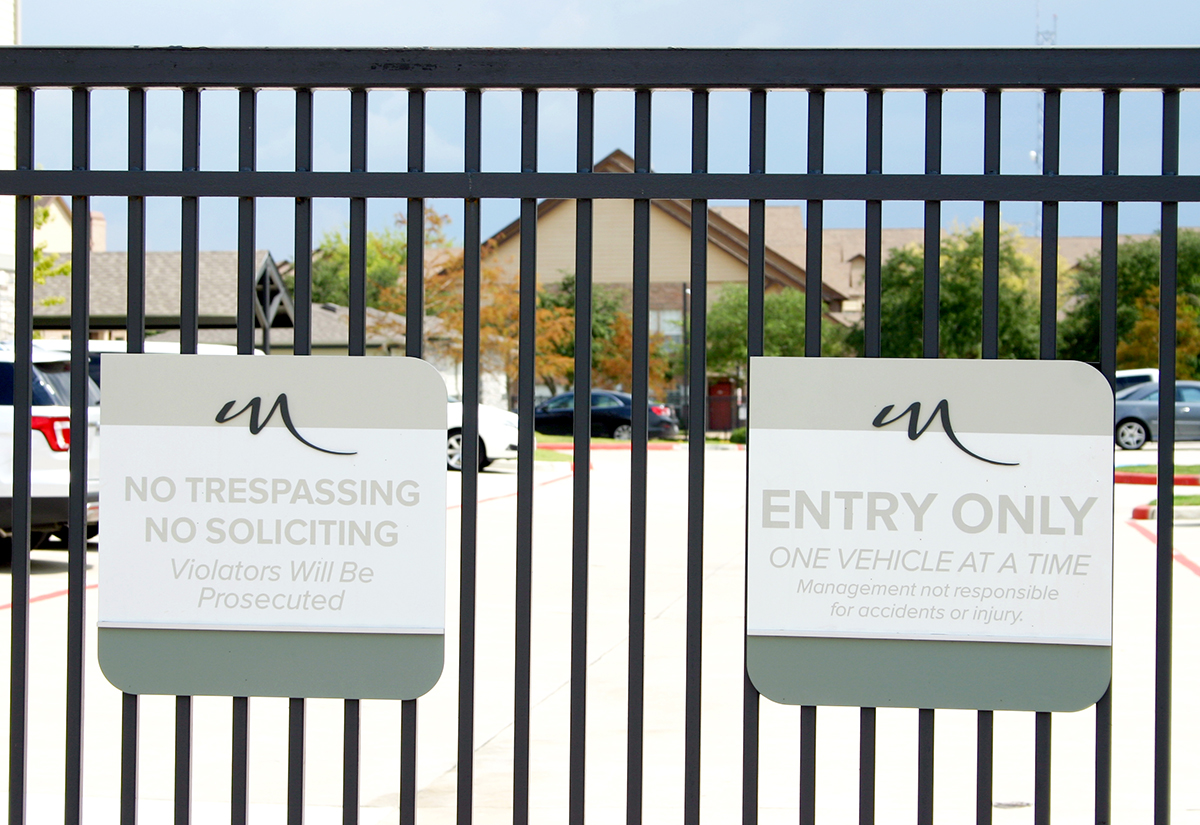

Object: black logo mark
[871,400,1017,467]
[216,394,356,456]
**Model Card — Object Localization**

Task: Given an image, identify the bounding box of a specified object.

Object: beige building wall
[486,199,753,294]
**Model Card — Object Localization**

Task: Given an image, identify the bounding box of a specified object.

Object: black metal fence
[1,47,1197,825]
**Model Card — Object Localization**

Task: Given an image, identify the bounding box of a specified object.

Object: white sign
[99,355,447,635]
[747,358,1114,647]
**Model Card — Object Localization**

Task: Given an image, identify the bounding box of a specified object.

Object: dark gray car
[1114,381,1200,449]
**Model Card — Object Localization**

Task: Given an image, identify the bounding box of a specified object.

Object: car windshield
[36,360,101,406]
[0,362,67,406]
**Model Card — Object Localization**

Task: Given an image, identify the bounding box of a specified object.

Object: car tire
[1116,419,1149,450]
[611,423,633,440]
[447,429,488,471]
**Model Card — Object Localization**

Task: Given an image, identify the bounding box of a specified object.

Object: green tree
[1115,286,1200,379]
[33,204,70,301]
[704,284,851,382]
[847,225,1039,359]
[1059,229,1200,371]
[307,221,431,308]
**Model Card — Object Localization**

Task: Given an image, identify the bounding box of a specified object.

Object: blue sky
[20,0,1200,257]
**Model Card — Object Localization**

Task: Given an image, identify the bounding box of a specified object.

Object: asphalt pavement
[0,445,1197,823]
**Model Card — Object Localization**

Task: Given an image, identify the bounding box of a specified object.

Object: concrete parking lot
[1,445,1198,823]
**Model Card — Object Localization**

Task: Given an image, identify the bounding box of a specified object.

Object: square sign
[747,357,1113,711]
[98,355,447,700]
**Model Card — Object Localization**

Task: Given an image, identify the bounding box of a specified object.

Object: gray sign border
[746,357,1114,712]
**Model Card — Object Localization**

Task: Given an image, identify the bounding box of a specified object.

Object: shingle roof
[32,250,290,329]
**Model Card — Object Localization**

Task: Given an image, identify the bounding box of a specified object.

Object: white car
[446,400,523,471]
[0,344,101,562]
[34,338,255,388]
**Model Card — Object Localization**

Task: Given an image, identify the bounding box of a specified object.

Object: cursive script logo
[216,394,356,456]
[871,400,1017,467]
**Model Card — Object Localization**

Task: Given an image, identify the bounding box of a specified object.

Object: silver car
[1114,380,1200,449]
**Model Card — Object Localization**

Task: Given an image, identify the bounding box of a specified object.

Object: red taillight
[32,416,70,451]
[650,405,671,417]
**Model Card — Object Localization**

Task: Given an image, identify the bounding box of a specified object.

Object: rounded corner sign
[98,355,448,700]
[746,357,1114,712]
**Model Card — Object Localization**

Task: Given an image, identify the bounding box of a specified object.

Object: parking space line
[1125,519,1200,578]
[0,582,98,611]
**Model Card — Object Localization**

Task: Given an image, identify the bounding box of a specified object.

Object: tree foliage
[705,284,852,381]
[1059,229,1200,372]
[33,204,70,304]
[1115,287,1200,379]
[846,225,1039,359]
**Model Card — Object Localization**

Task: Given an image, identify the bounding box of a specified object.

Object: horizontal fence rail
[0,46,1193,825]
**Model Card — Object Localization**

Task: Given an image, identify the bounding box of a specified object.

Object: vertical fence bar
[923,89,942,359]
[917,707,934,825]
[288,85,313,825]
[65,84,91,825]
[864,89,883,359]
[1099,89,1121,387]
[175,696,192,825]
[237,87,257,358]
[859,708,876,825]
[127,86,147,353]
[122,95,146,825]
[8,84,33,825]
[181,87,200,355]
[1039,89,1061,361]
[569,87,595,825]
[800,86,822,825]
[684,87,709,825]
[1033,86,1061,825]
[1034,713,1051,825]
[293,88,313,357]
[977,90,1002,825]
[231,697,249,825]
[981,89,1001,361]
[800,705,816,825]
[343,697,360,825]
[406,88,425,357]
[976,710,993,825]
[513,86,539,825]
[805,89,824,359]
[1095,89,1120,825]
[457,86,483,825]
[1154,87,1180,825]
[348,87,368,358]
[288,698,305,825]
[743,86,766,825]
[343,85,368,825]
[400,85,426,825]
[628,86,652,825]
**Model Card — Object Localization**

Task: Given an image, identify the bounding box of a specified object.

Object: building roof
[32,250,294,331]
[485,149,849,308]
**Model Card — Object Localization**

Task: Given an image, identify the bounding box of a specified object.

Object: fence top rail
[0,46,1198,91]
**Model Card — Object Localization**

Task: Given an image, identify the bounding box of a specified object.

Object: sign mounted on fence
[746,357,1114,712]
[98,355,448,700]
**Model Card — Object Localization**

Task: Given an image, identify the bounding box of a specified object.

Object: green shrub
[730,427,747,445]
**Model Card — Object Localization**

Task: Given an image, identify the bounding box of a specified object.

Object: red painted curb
[1131,504,1153,519]
[1115,471,1200,486]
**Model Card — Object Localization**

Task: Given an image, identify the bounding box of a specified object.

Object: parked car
[0,344,101,562]
[534,390,679,440]
[446,400,522,471]
[1114,380,1200,449]
[1115,367,1160,392]
[35,339,253,388]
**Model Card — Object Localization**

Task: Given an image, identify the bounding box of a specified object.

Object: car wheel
[611,423,633,440]
[1116,419,1148,450]
[447,429,488,471]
